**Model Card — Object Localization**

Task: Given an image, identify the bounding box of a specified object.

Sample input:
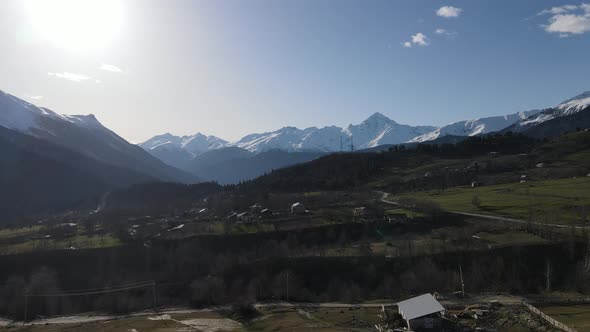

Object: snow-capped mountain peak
[344,113,434,148]
[364,112,397,124]
[555,91,590,114]
[0,90,106,134]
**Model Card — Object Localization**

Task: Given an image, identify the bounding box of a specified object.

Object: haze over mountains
[0,91,195,183]
[137,91,590,184]
[142,91,590,154]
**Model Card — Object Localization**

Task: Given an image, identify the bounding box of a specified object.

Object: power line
[23,280,157,323]
[25,280,156,295]
[25,282,154,297]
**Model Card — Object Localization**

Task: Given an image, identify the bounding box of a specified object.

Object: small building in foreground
[291,202,306,214]
[397,293,445,330]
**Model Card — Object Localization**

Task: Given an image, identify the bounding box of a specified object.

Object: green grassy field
[0,234,121,255]
[0,224,122,255]
[385,207,425,218]
[395,177,590,225]
[541,305,590,332]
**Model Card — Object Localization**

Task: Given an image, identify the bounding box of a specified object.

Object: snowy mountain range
[140,132,229,156]
[140,91,590,171]
[141,112,436,157]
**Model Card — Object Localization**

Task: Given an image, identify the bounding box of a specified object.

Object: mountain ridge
[141,112,437,158]
[502,91,590,136]
[0,91,197,184]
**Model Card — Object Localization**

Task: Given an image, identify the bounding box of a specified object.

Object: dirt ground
[0,307,382,332]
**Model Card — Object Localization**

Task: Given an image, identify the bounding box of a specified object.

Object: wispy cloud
[435,28,457,38]
[538,4,579,16]
[48,72,92,82]
[403,32,429,48]
[437,6,463,18]
[538,4,590,36]
[100,63,123,73]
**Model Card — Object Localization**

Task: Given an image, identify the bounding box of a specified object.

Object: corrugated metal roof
[397,294,444,321]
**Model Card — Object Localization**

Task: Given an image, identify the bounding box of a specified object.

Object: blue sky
[1,0,589,142]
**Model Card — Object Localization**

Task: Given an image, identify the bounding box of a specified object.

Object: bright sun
[25,0,123,52]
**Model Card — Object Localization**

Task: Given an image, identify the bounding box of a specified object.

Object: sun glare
[24,0,123,52]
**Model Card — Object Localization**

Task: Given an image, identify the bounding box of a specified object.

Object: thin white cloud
[411,33,429,46]
[29,95,43,100]
[48,72,92,82]
[437,6,463,18]
[538,4,579,15]
[402,32,430,48]
[435,28,458,38]
[100,63,123,73]
[538,4,590,36]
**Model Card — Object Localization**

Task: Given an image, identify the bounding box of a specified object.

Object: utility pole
[340,136,343,152]
[23,294,28,325]
[459,265,465,298]
[545,260,552,291]
[153,281,157,311]
[350,135,354,152]
[286,272,289,302]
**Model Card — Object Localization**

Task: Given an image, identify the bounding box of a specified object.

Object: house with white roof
[291,202,306,214]
[397,293,445,330]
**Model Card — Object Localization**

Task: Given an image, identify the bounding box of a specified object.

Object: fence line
[522,301,577,332]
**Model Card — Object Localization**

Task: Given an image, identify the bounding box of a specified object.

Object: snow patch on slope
[410,110,541,143]
[515,91,590,128]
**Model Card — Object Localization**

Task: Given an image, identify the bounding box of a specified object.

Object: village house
[291,202,306,214]
[397,293,445,330]
[260,208,273,218]
[353,206,373,219]
[249,203,263,213]
[226,212,238,222]
[237,211,255,223]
